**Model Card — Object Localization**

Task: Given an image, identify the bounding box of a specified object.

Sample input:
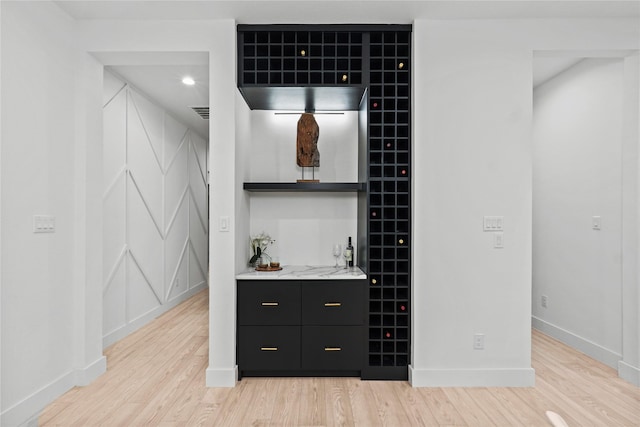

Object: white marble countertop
[236,265,366,280]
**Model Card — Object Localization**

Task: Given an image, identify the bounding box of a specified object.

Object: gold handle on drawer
[399,239,404,245]
[261,302,279,306]
[324,347,342,352]
[324,302,342,307]
[260,347,278,351]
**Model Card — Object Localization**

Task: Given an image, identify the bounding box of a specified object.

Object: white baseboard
[408,365,535,387]
[103,282,207,348]
[0,356,106,427]
[532,316,621,369]
[618,360,640,386]
[206,366,238,387]
[75,355,107,386]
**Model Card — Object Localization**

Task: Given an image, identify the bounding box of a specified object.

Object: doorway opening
[97,52,210,348]
[531,51,636,372]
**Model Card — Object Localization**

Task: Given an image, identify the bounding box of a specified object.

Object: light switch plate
[33,215,55,233]
[592,216,601,230]
[483,216,504,231]
[219,216,230,232]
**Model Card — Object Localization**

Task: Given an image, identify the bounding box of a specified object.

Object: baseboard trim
[206,366,238,387]
[75,355,107,386]
[408,365,535,387]
[103,283,207,348]
[0,355,106,427]
[532,316,621,369]
[618,360,640,386]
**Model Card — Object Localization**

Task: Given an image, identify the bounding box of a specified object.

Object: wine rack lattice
[365,30,411,379]
[239,29,363,86]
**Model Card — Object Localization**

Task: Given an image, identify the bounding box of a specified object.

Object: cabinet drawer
[238,326,301,370]
[302,281,364,325]
[238,281,300,325]
[301,326,362,370]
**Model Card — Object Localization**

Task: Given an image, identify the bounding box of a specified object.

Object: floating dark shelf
[238,86,366,111]
[243,182,366,192]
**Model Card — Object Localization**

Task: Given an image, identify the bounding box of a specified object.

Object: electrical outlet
[473,333,485,350]
[541,295,548,308]
[494,232,504,248]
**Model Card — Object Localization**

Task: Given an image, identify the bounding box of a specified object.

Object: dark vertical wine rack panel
[363,30,411,380]
[239,29,363,86]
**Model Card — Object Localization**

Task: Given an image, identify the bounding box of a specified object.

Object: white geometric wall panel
[102,71,208,348]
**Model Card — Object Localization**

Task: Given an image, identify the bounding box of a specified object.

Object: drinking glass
[332,244,342,267]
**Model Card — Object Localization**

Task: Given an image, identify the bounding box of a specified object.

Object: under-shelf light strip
[273,112,344,115]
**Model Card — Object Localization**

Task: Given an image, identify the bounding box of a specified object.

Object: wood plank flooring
[40,289,640,426]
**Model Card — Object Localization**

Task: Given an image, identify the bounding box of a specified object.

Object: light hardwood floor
[40,289,640,426]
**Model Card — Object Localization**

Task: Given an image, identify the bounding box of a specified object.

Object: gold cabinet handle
[398,62,405,69]
[260,347,278,351]
[324,302,342,307]
[371,278,377,284]
[341,74,348,82]
[261,302,279,306]
[324,347,342,352]
[399,239,404,245]
[300,49,306,57]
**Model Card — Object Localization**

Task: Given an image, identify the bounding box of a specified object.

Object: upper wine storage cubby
[237,25,371,111]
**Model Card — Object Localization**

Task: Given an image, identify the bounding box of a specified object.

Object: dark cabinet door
[301,281,364,325]
[301,326,362,370]
[238,325,301,370]
[237,281,300,325]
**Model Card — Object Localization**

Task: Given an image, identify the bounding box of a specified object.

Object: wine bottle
[346,236,354,268]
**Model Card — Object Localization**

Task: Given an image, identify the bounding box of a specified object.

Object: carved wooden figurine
[296,113,320,167]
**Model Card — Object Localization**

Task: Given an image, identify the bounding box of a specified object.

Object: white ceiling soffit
[54,1,640,21]
[93,51,209,66]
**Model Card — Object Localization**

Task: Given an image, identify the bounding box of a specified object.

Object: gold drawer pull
[261,302,279,306]
[261,347,278,351]
[324,347,342,352]
[324,302,342,307]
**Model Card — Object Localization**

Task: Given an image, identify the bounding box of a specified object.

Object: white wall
[532,58,624,367]
[0,2,104,425]
[620,53,640,386]
[411,18,639,387]
[102,70,208,347]
[411,19,535,387]
[246,111,359,266]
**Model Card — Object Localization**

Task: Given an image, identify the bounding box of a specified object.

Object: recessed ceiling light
[182,76,195,86]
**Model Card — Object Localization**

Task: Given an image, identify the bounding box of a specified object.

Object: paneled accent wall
[102,71,208,347]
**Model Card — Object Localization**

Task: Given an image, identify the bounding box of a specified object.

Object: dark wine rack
[364,30,411,380]
[239,28,363,86]
[237,25,411,380]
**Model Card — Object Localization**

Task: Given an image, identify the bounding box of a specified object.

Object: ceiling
[54,1,640,22]
[97,52,209,140]
[532,57,584,88]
